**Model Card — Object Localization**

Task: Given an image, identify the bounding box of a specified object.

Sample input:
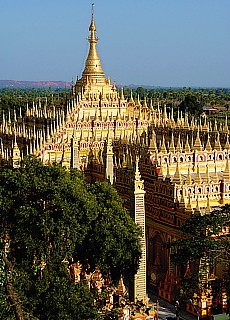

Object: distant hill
[1,80,152,90]
[0,80,72,89]
[1,80,227,90]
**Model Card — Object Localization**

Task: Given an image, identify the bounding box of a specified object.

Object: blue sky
[0,0,229,87]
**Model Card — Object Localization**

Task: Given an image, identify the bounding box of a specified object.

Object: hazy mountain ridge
[0,80,72,88]
[1,80,155,89]
[0,80,228,90]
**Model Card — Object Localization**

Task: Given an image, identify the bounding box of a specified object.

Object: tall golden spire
[169,132,175,153]
[194,164,202,184]
[193,128,203,151]
[80,4,106,86]
[160,135,167,154]
[173,161,182,184]
[205,133,212,152]
[214,132,222,151]
[186,167,192,184]
[184,135,191,152]
[176,134,182,153]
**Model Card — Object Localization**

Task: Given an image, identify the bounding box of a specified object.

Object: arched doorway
[148,234,168,288]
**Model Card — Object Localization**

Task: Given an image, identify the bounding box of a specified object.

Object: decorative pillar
[133,158,146,301]
[71,131,79,169]
[12,138,21,168]
[106,137,114,184]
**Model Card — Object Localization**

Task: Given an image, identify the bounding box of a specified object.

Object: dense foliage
[0,156,142,319]
[169,206,230,264]
[178,94,203,116]
[168,206,230,299]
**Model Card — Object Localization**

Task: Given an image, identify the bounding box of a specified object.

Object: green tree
[81,182,142,282]
[178,94,203,117]
[168,206,230,299]
[0,156,141,319]
[135,87,146,100]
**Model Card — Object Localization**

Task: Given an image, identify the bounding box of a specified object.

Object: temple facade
[0,5,230,315]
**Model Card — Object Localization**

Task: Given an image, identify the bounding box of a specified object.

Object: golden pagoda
[74,4,125,120]
[0,5,230,315]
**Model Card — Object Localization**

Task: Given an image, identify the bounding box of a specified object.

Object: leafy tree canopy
[178,94,203,116]
[0,156,142,319]
[169,206,230,266]
[168,206,230,298]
